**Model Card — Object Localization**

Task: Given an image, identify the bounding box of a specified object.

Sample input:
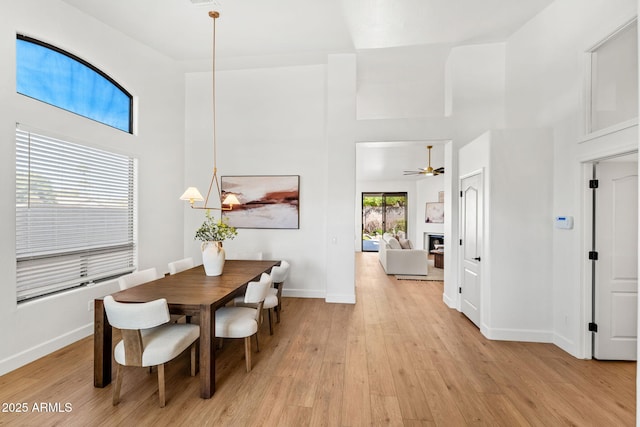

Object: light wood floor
[0,252,635,426]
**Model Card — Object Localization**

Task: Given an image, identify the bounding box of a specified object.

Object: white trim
[442,293,456,309]
[325,293,356,304]
[581,16,638,139]
[0,324,93,377]
[579,150,639,361]
[282,289,327,299]
[458,168,484,181]
[585,16,638,52]
[482,326,554,343]
[553,332,583,359]
[581,119,639,144]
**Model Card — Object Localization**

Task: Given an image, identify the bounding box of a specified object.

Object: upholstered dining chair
[119,267,184,323]
[118,267,161,290]
[102,296,200,407]
[168,257,194,275]
[269,260,290,324]
[215,272,271,372]
[234,261,289,335]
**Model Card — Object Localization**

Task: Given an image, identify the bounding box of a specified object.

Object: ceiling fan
[403,145,444,176]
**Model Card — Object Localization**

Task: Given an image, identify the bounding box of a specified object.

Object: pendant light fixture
[180,11,239,210]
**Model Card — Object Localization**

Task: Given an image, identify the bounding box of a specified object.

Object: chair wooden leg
[112,364,123,406]
[268,309,274,335]
[190,343,198,376]
[244,337,252,373]
[255,331,260,352]
[157,364,166,407]
[275,304,281,323]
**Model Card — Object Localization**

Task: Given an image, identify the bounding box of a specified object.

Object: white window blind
[16,128,135,302]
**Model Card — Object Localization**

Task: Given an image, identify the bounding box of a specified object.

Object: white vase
[201,241,225,276]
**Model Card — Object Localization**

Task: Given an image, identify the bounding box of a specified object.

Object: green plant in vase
[195,210,237,276]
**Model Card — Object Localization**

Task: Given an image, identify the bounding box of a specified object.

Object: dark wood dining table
[93,259,280,399]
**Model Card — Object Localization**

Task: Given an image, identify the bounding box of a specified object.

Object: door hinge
[588,322,598,332]
[458,287,462,294]
[588,251,598,261]
[459,239,463,246]
[589,179,599,189]
[460,191,463,197]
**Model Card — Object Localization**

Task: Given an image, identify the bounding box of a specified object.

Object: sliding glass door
[362,192,407,252]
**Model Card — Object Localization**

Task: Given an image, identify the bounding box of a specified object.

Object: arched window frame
[16,34,133,134]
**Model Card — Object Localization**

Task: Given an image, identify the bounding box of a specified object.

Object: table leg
[199,304,215,398]
[93,298,112,387]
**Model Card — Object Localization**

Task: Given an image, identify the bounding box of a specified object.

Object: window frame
[16,34,134,134]
[582,18,638,141]
[15,127,137,302]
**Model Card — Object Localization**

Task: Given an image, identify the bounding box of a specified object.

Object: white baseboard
[0,324,93,376]
[482,326,554,343]
[442,292,457,309]
[282,288,326,299]
[325,293,356,304]
[283,288,355,303]
[553,332,583,359]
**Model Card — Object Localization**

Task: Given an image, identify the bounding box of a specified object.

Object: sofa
[378,233,429,275]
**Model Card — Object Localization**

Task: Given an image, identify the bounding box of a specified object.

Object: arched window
[16,35,133,133]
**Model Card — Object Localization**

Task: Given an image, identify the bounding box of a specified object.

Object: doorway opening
[361,192,407,252]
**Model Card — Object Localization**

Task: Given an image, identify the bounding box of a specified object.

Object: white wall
[505,0,638,357]
[416,175,446,249]
[0,0,186,375]
[357,45,450,120]
[184,63,334,300]
[443,42,508,313]
[459,129,554,341]
[446,43,506,146]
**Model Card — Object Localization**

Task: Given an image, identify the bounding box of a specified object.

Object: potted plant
[194,210,238,276]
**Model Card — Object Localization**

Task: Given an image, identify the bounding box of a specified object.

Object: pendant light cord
[204,10,220,209]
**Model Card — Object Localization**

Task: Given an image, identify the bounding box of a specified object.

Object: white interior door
[460,173,483,327]
[593,159,638,360]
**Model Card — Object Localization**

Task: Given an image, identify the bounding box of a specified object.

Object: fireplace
[426,234,444,251]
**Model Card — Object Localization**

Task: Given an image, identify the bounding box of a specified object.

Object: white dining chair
[118,267,161,290]
[215,272,271,372]
[168,257,194,275]
[119,267,183,322]
[269,260,290,324]
[103,296,200,407]
[234,260,289,335]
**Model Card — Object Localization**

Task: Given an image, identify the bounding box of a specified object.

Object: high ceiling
[60,0,554,181]
[61,0,554,70]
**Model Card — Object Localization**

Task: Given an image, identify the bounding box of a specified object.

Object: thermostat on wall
[555,216,573,229]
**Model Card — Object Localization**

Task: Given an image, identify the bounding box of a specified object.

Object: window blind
[16,128,135,302]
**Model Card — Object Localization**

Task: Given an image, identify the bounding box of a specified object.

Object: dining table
[93,259,280,399]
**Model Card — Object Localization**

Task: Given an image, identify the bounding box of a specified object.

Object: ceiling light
[180,11,239,211]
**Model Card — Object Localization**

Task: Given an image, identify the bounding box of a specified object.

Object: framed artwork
[221,175,299,229]
[425,202,444,223]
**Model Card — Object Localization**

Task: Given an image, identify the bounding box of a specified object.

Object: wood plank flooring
[0,252,635,426]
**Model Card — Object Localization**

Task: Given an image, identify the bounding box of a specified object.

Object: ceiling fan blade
[434,167,445,174]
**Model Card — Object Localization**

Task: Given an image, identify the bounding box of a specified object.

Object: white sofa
[378,234,429,275]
